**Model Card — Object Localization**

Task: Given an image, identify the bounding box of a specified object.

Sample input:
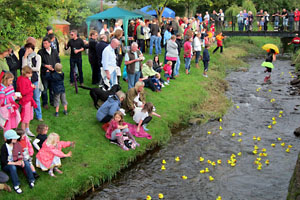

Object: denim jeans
[195,51,201,63]
[283,18,288,27]
[127,71,141,89]
[110,128,130,140]
[150,35,158,55]
[3,161,35,187]
[41,76,54,106]
[33,81,42,120]
[185,57,191,70]
[109,70,117,87]
[157,37,162,54]
[174,56,180,76]
[70,58,83,84]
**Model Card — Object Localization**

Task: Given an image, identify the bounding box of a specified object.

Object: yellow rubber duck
[286,148,290,153]
[279,111,283,114]
[219,118,222,122]
[257,165,262,170]
[254,145,259,150]
[217,159,222,164]
[211,162,216,166]
[238,132,243,136]
[262,148,266,152]
[146,195,152,200]
[231,163,236,167]
[205,168,210,173]
[236,105,240,109]
[253,150,258,155]
[207,160,212,164]
[263,153,268,157]
[158,193,164,199]
[216,196,222,200]
[259,153,264,157]
[268,125,272,129]
[219,126,223,130]
[256,157,261,161]
[227,160,231,164]
[207,131,212,135]
[162,160,166,164]
[232,132,236,137]
[200,157,205,162]
[271,143,276,147]
[238,139,242,142]
[272,121,277,125]
[161,165,166,170]
[277,137,282,141]
[182,175,188,180]
[209,176,214,181]
[238,152,242,156]
[279,114,282,118]
[253,136,257,140]
[288,145,293,148]
[265,160,270,165]
[175,156,180,162]
[200,170,205,174]
[256,88,260,92]
[231,154,236,158]
[272,117,276,121]
[268,89,272,92]
[257,137,261,141]
[281,143,285,147]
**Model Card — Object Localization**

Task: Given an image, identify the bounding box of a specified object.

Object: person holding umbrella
[261,44,278,83]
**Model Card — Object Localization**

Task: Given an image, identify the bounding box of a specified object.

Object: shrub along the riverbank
[1,37,280,200]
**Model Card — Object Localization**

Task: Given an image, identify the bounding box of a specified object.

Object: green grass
[1,36,280,199]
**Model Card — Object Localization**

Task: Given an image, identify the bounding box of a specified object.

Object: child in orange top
[163,61,172,84]
[213,32,225,54]
[16,66,37,137]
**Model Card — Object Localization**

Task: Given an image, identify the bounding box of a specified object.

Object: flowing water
[86,59,300,200]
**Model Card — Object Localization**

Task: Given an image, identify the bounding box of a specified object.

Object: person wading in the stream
[261,49,276,83]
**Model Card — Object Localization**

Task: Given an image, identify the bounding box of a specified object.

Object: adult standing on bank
[64,30,86,86]
[45,26,60,54]
[149,18,161,55]
[87,30,99,85]
[288,33,300,53]
[38,37,60,109]
[295,8,300,31]
[102,38,120,87]
[96,34,109,86]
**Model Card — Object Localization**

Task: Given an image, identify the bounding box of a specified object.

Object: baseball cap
[4,130,20,140]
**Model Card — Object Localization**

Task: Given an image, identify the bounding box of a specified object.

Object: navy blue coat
[46,71,65,94]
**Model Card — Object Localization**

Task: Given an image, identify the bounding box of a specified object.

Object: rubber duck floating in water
[158,193,164,199]
[271,143,276,147]
[277,137,282,141]
[232,132,236,137]
[182,175,188,180]
[146,195,152,200]
[268,125,272,129]
[257,137,261,141]
[216,196,222,200]
[265,160,270,165]
[286,148,290,153]
[236,105,240,109]
[238,132,243,136]
[200,170,205,174]
[162,160,166,164]
[209,176,215,181]
[200,157,205,162]
[175,157,180,162]
[219,126,223,130]
[161,165,166,170]
[207,131,212,135]
[219,118,222,122]
[217,160,222,164]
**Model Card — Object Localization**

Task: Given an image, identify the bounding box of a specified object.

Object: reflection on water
[86,59,300,200]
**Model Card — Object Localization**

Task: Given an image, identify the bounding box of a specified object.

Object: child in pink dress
[36,133,75,177]
[163,61,172,84]
[0,72,21,133]
[16,66,37,138]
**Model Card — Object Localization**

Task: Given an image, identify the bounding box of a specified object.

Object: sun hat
[4,130,20,140]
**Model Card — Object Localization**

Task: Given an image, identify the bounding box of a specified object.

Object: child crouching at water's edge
[133,102,161,132]
[36,133,75,177]
[106,111,139,151]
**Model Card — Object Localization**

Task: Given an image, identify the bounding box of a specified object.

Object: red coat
[36,140,71,169]
[16,76,37,108]
[295,11,300,21]
[184,41,192,58]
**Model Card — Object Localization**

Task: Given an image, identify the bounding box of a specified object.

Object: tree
[242,0,256,15]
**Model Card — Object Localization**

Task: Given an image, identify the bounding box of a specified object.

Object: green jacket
[123,87,146,111]
[0,58,9,72]
[142,63,157,77]
[137,25,144,40]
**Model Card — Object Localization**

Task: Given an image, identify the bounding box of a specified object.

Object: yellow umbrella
[262,44,279,54]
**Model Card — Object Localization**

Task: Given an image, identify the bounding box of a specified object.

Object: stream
[86,58,300,200]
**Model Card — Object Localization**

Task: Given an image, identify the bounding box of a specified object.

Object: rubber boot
[117,135,129,151]
[126,132,140,147]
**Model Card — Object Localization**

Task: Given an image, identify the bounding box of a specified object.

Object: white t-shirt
[133,107,148,124]
[6,143,13,162]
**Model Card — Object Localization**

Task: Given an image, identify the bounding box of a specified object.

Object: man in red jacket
[288,33,300,53]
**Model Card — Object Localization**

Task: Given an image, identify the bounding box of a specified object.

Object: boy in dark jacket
[202,45,210,77]
[46,63,68,117]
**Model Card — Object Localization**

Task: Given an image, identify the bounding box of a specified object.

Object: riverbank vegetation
[1,36,281,199]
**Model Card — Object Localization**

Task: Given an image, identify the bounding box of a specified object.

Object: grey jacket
[166,40,178,58]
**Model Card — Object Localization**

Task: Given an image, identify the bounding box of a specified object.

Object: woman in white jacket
[193,32,202,68]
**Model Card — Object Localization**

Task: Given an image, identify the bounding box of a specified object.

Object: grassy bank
[1,36,280,200]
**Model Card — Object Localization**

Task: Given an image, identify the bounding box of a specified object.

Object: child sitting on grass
[133,102,161,132]
[163,61,172,84]
[46,63,68,117]
[151,73,162,92]
[106,111,139,151]
[15,128,39,179]
[32,124,49,151]
[36,133,75,177]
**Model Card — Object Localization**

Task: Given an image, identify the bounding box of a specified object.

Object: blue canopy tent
[86,7,143,46]
[140,5,175,18]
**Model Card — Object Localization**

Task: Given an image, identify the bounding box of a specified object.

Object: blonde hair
[114,29,123,39]
[55,63,63,72]
[134,81,144,90]
[167,61,172,65]
[113,110,124,123]
[21,66,32,76]
[1,72,14,84]
[46,133,59,146]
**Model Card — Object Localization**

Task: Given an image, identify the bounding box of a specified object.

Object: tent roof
[51,18,70,25]
[86,7,143,22]
[132,9,154,20]
[140,5,175,18]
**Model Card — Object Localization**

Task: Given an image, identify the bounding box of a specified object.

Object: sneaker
[14,186,22,194]
[49,171,56,177]
[29,181,35,189]
[164,82,169,85]
[55,112,59,117]
[162,84,165,88]
[33,173,40,179]
[142,125,149,132]
[203,74,208,78]
[63,110,68,115]
[134,141,140,147]
[26,130,35,137]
